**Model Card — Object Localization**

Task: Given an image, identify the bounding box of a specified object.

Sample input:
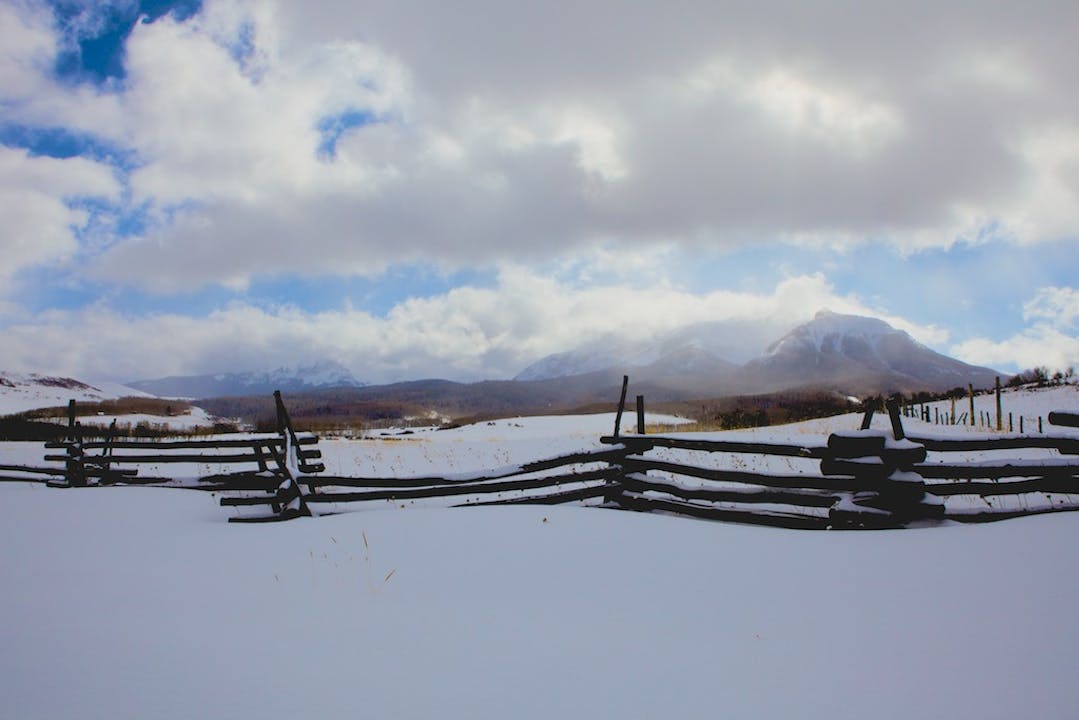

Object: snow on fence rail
[219,446,624,522]
[598,401,1079,529]
[1,391,323,520]
[4,389,1079,529]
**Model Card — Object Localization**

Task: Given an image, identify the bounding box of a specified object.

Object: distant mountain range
[6,313,1005,423]
[127,360,366,398]
[514,321,744,382]
[515,311,1000,397]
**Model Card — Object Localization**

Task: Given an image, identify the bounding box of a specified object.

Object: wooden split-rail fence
[3,381,1078,529]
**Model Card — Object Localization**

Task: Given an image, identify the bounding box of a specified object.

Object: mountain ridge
[127,360,366,398]
[515,310,1001,397]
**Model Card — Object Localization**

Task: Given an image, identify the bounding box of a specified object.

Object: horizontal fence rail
[4,389,1078,529]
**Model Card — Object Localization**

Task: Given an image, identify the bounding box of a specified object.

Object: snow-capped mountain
[742,310,999,394]
[763,311,908,358]
[128,360,366,399]
[514,345,628,382]
[0,371,150,416]
[514,311,1002,397]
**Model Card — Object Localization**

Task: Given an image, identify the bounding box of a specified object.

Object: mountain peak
[753,312,997,394]
[766,311,903,357]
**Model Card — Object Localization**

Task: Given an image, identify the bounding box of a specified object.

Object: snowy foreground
[3,408,1079,719]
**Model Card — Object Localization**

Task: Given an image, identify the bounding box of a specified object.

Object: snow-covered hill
[128,360,366,398]
[0,371,150,416]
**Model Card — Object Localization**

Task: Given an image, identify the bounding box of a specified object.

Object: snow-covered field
[913,382,1079,431]
[3,400,1079,719]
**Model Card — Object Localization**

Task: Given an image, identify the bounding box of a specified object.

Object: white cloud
[744,67,903,154]
[0,268,922,382]
[0,0,1065,293]
[952,327,1079,374]
[0,0,1075,387]
[0,1,127,138]
[952,286,1079,373]
[1024,286,1079,328]
[121,9,410,206]
[0,1,56,99]
[0,147,121,282]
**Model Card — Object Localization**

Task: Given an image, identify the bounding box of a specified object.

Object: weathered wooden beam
[45,452,269,464]
[222,467,615,506]
[618,493,831,530]
[613,375,629,438]
[859,402,875,429]
[460,484,613,507]
[305,447,627,489]
[885,397,905,440]
[905,434,1079,454]
[926,475,1079,496]
[621,473,837,507]
[827,433,886,457]
[1049,412,1079,429]
[621,456,855,492]
[915,461,1079,480]
[603,435,827,459]
[44,435,318,450]
[0,464,67,476]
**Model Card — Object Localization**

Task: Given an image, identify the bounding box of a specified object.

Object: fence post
[64,399,86,487]
[859,400,875,430]
[886,396,906,440]
[613,375,629,438]
[636,395,645,435]
[271,390,313,518]
[822,423,937,529]
[968,384,975,427]
[995,376,1002,431]
[98,419,117,483]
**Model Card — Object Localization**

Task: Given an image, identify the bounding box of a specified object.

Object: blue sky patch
[658,238,1079,352]
[49,0,202,84]
[0,123,138,169]
[12,261,501,320]
[316,110,381,159]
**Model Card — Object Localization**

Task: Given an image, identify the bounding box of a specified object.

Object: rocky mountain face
[128,360,366,399]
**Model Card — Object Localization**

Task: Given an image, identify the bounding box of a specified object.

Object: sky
[0,0,1077,384]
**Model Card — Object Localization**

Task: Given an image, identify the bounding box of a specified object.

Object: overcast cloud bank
[0,0,1076,381]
